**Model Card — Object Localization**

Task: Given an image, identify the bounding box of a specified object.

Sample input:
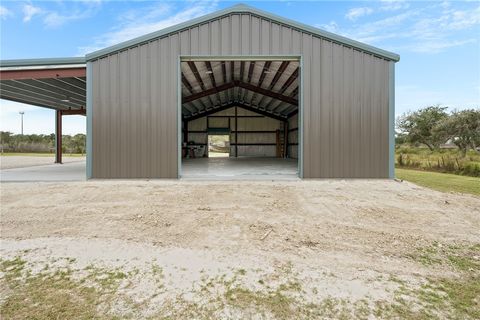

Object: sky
[0,0,479,135]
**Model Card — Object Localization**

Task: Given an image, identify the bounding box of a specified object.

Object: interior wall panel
[91,12,391,178]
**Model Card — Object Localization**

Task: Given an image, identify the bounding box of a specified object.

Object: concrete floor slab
[1,161,86,182]
[182,157,298,180]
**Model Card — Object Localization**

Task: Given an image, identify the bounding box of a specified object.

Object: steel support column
[184,120,189,144]
[55,110,62,163]
[235,106,238,157]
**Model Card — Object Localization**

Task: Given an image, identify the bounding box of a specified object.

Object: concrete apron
[181,157,299,180]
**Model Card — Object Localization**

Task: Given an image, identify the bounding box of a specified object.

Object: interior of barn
[180,59,299,179]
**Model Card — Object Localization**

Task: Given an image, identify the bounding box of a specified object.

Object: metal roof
[0,57,86,68]
[0,60,86,111]
[86,4,400,62]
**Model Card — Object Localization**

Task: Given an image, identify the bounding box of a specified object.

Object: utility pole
[19,111,24,135]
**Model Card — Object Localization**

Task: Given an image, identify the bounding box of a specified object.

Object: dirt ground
[0,155,85,169]
[1,179,479,319]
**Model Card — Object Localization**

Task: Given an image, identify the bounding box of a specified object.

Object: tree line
[396,107,480,156]
[0,131,86,154]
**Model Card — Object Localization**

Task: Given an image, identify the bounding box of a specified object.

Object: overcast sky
[1,0,479,135]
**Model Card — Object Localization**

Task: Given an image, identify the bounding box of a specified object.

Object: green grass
[2,250,480,320]
[396,168,480,196]
[0,152,84,157]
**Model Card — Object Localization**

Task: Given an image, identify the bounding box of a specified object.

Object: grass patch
[407,242,480,272]
[2,248,479,319]
[395,168,480,195]
[395,146,480,177]
[0,258,114,320]
[0,258,128,320]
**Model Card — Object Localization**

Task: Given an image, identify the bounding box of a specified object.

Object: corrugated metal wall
[91,13,391,178]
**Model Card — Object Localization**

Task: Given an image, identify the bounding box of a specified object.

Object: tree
[396,106,449,150]
[436,109,480,157]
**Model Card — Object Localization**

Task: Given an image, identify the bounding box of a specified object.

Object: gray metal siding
[91,13,391,178]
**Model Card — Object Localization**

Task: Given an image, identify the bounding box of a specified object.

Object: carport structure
[0,58,87,163]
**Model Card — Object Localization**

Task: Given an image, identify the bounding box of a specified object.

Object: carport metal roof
[0,57,86,111]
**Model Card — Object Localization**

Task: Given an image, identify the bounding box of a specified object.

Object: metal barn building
[0,4,399,179]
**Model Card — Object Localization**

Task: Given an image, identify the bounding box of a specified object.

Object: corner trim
[299,55,304,178]
[388,61,395,179]
[86,62,93,179]
[177,56,182,178]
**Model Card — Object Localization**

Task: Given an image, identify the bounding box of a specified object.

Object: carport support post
[55,110,62,164]
[235,106,238,157]
[184,120,188,144]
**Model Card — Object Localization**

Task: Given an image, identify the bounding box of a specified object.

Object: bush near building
[0,131,86,155]
[395,146,480,177]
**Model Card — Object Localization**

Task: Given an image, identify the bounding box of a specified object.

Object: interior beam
[289,87,299,97]
[182,80,298,105]
[234,102,287,122]
[240,61,245,82]
[187,61,206,91]
[258,61,272,87]
[61,109,86,116]
[237,81,298,105]
[221,62,227,84]
[205,61,222,105]
[247,61,255,83]
[183,82,235,103]
[279,67,299,94]
[257,61,290,108]
[182,74,194,94]
[183,101,287,122]
[287,108,299,118]
[269,61,289,90]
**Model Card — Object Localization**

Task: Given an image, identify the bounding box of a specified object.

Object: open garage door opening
[180,58,300,179]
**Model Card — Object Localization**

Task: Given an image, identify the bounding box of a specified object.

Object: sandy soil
[1,179,479,318]
[0,155,85,169]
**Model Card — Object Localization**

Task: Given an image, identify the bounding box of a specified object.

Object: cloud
[44,10,94,28]
[0,5,13,19]
[20,2,100,27]
[407,38,477,53]
[319,21,339,33]
[322,2,480,54]
[43,1,101,28]
[78,1,218,55]
[22,4,42,22]
[345,7,373,21]
[380,0,410,12]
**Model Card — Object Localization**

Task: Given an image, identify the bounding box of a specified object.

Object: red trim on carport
[0,67,86,80]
